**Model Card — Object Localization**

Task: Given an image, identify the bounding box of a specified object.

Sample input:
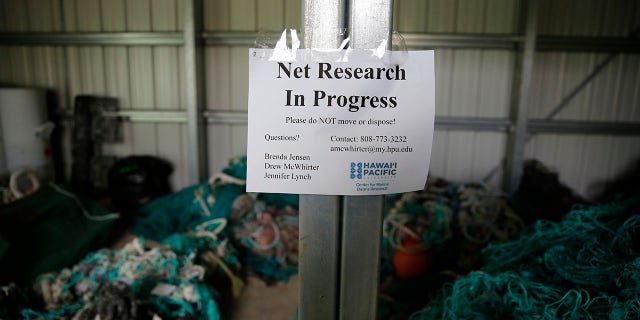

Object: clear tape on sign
[252,28,408,66]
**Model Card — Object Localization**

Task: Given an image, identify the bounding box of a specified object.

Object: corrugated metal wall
[394,0,519,188]
[203,0,301,175]
[527,0,640,197]
[0,0,191,188]
[393,0,640,196]
[1,0,639,197]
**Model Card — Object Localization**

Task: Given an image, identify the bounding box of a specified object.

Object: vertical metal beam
[299,1,346,319]
[503,0,538,193]
[339,1,391,319]
[299,195,341,319]
[340,196,384,319]
[183,0,206,183]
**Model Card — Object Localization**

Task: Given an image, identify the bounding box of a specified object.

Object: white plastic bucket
[0,88,51,178]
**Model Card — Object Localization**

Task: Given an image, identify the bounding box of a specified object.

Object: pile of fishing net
[511,160,586,224]
[1,157,300,319]
[230,193,299,283]
[132,156,300,283]
[378,177,523,319]
[20,230,237,320]
[410,194,640,319]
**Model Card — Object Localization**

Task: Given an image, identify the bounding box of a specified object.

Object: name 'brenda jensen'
[265,153,312,161]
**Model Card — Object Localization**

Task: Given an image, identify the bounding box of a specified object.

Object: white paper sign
[246,49,435,195]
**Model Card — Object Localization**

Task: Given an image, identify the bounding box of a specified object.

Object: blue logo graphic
[350,162,363,179]
[350,162,398,180]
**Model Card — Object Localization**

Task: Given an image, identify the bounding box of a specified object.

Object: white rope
[49,183,120,221]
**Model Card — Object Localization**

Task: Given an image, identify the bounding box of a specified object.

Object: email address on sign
[329,145,414,154]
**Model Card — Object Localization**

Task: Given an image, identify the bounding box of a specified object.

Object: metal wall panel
[391,0,640,196]
[203,0,301,175]
[0,0,70,176]
[0,0,64,96]
[0,0,190,189]
[1,0,639,197]
[530,53,640,122]
[63,0,189,189]
[527,0,640,199]
[204,46,232,174]
[394,0,519,34]
[525,52,640,197]
[538,0,639,37]
[525,135,640,197]
[393,0,517,189]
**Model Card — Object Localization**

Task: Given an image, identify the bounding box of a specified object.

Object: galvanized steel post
[299,1,346,319]
[339,1,391,319]
[299,1,391,319]
[184,0,207,183]
[504,0,538,193]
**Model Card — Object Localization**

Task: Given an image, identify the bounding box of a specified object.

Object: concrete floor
[230,274,299,320]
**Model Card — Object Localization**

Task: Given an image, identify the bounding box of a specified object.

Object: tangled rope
[230,193,299,282]
[410,195,640,320]
[383,178,523,276]
[378,178,524,319]
[20,217,242,320]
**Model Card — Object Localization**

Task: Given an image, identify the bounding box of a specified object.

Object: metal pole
[183,0,206,183]
[299,1,346,319]
[503,0,538,193]
[337,1,391,319]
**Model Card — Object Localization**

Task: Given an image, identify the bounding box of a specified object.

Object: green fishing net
[21,236,224,320]
[0,184,118,285]
[132,156,300,282]
[410,194,640,320]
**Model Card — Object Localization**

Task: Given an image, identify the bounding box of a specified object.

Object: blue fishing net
[132,156,300,282]
[21,235,227,320]
[378,179,523,319]
[410,194,640,320]
[132,180,243,241]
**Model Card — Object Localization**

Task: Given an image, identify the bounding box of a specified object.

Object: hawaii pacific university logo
[350,162,398,179]
[350,162,363,179]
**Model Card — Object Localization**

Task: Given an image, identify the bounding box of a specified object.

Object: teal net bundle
[230,193,299,283]
[378,178,523,319]
[0,184,118,285]
[131,156,300,283]
[20,232,234,320]
[410,194,640,320]
[132,157,248,241]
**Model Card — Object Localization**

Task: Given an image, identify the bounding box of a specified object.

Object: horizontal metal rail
[201,31,269,46]
[528,119,640,135]
[402,33,521,49]
[103,110,187,123]
[201,111,640,135]
[2,31,638,52]
[435,117,511,131]
[202,110,249,124]
[202,111,514,130]
[59,109,187,123]
[536,36,640,53]
[403,33,640,52]
[56,108,640,135]
[0,32,184,46]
